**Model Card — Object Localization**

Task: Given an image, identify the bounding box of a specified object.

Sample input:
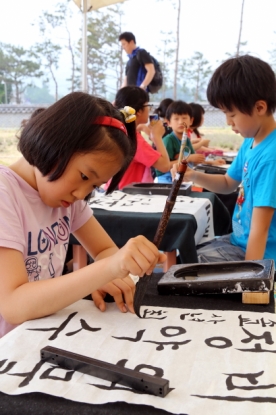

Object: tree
[187,52,212,101]
[0,43,43,103]
[35,1,80,93]
[178,59,192,101]
[155,31,175,100]
[32,41,61,102]
[173,0,181,99]
[236,0,246,57]
[86,8,124,97]
[24,83,55,104]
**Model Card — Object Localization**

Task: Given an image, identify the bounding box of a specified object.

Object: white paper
[89,191,214,244]
[0,300,275,415]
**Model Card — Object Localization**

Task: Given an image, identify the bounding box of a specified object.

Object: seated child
[0,91,166,338]
[155,98,174,137]
[188,103,210,150]
[113,86,170,189]
[155,100,224,183]
[189,103,224,158]
[172,55,276,263]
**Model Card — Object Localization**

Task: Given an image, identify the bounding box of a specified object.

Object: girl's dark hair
[207,55,276,115]
[114,86,149,112]
[19,92,137,196]
[189,103,205,128]
[166,100,192,121]
[154,98,174,118]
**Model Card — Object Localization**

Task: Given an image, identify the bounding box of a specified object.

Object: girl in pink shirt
[0,92,166,337]
[114,86,170,189]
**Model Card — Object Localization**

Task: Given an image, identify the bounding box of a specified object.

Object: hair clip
[120,106,136,123]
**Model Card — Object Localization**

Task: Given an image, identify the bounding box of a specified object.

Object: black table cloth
[70,191,231,264]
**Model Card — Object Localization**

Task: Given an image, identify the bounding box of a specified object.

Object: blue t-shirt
[227,129,276,261]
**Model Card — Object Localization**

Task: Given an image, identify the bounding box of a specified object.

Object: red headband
[93,116,127,135]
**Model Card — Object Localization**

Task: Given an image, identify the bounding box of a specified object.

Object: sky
[0,0,275,97]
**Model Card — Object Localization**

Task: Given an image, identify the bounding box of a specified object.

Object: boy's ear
[189,117,194,127]
[255,100,267,115]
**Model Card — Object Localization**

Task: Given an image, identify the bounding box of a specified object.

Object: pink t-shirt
[0,165,93,337]
[118,132,161,190]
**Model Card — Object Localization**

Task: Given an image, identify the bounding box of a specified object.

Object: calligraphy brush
[177,123,188,166]
[133,157,188,318]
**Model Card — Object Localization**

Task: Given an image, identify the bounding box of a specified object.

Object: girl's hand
[92,275,136,313]
[187,153,205,164]
[108,235,166,280]
[211,158,226,166]
[201,138,210,147]
[149,120,165,143]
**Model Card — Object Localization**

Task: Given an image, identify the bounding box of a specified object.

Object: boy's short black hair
[166,100,193,121]
[207,55,276,115]
[114,86,149,112]
[189,103,205,128]
[118,32,136,43]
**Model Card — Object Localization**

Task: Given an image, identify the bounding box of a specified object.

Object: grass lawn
[201,127,243,151]
[0,127,243,167]
[0,128,21,166]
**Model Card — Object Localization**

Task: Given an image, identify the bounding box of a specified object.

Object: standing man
[119,32,155,91]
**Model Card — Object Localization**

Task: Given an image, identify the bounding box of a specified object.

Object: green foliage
[86,7,124,97]
[24,84,55,104]
[186,52,213,101]
[0,43,43,103]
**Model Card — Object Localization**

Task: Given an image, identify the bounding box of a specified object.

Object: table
[0,273,274,415]
[70,191,231,271]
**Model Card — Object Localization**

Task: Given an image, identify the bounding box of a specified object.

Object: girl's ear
[255,100,267,115]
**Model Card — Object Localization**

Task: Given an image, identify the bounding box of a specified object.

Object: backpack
[137,50,163,94]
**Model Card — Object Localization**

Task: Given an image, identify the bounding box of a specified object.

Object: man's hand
[92,275,136,313]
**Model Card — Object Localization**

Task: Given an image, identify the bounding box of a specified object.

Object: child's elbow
[0,302,26,326]
[158,160,171,173]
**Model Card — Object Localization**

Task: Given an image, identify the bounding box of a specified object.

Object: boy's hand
[171,163,195,182]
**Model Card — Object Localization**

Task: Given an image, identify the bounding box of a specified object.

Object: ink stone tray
[195,164,228,175]
[122,182,192,196]
[157,260,274,304]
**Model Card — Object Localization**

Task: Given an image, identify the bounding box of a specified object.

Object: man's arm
[140,63,155,89]
[121,76,127,88]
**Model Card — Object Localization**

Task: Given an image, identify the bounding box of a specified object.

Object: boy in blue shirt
[181,55,276,263]
[155,100,224,183]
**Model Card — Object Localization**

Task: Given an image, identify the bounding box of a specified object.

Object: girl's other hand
[92,275,136,313]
